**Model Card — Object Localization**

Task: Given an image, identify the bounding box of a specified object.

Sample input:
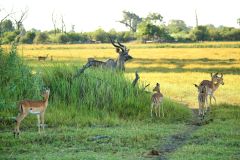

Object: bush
[1,31,18,44]
[20,31,36,44]
[33,32,49,44]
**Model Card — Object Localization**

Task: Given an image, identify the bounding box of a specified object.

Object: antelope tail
[194,84,199,88]
[18,103,23,113]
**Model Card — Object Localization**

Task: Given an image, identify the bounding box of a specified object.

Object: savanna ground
[0,42,240,160]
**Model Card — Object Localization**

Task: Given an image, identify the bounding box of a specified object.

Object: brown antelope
[38,54,48,61]
[151,83,164,117]
[194,84,208,116]
[74,37,132,77]
[198,73,224,105]
[14,89,50,137]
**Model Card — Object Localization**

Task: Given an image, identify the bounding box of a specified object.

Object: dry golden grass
[10,43,240,108]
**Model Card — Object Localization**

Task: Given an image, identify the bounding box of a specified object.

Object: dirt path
[144,109,213,159]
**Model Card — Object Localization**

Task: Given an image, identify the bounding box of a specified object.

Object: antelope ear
[210,73,213,78]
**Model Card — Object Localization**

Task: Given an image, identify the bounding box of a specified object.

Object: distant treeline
[0,11,240,44]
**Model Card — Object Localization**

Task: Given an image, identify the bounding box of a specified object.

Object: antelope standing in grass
[198,73,224,105]
[74,37,132,77]
[14,89,50,137]
[38,54,49,61]
[194,84,208,116]
[151,83,164,117]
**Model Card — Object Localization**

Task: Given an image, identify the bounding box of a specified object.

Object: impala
[74,37,132,77]
[194,84,208,116]
[14,88,50,137]
[198,73,224,104]
[38,54,48,61]
[151,83,164,117]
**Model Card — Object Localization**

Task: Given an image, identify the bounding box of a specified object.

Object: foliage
[33,32,49,44]
[90,28,109,43]
[1,31,18,44]
[56,34,69,44]
[20,31,36,44]
[145,12,163,25]
[0,19,15,33]
[190,26,210,41]
[168,19,189,34]
[0,44,43,109]
[1,13,240,44]
[118,11,142,32]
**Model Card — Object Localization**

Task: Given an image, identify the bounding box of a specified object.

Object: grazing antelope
[151,83,164,117]
[38,54,49,61]
[199,73,224,105]
[75,37,132,77]
[194,84,208,116]
[14,89,50,137]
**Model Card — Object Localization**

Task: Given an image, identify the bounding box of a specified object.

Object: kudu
[75,37,132,77]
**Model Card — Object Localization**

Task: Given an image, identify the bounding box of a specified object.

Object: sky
[1,0,239,32]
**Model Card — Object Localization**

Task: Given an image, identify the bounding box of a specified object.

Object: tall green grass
[41,65,192,124]
[0,44,44,109]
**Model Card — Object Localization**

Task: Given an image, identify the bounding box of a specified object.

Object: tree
[0,8,14,25]
[2,31,18,44]
[20,31,36,44]
[60,15,66,34]
[118,11,142,32]
[204,25,223,41]
[167,20,189,33]
[34,32,49,44]
[137,21,160,40]
[237,18,240,27]
[12,8,28,31]
[145,12,163,25]
[190,26,210,41]
[0,19,14,33]
[52,12,58,35]
[137,21,172,42]
[91,28,108,43]
[56,34,69,43]
[0,8,14,39]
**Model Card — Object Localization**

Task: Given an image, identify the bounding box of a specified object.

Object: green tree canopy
[190,26,210,41]
[0,19,15,33]
[34,32,49,44]
[145,12,163,25]
[167,20,189,33]
[20,31,36,44]
[118,11,142,32]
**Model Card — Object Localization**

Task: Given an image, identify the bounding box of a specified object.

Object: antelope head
[216,73,224,85]
[41,88,50,99]
[211,72,224,85]
[153,83,160,92]
[109,37,132,71]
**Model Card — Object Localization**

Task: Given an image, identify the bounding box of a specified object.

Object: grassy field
[1,105,239,160]
[0,42,240,160]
